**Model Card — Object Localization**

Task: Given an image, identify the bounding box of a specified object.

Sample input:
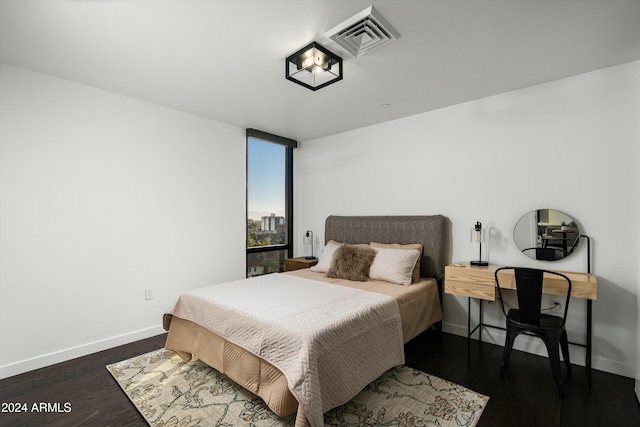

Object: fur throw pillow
[327,244,377,282]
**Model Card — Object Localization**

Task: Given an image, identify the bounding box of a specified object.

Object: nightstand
[285,257,318,272]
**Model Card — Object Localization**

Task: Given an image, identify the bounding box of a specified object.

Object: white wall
[0,64,247,378]
[295,61,640,378]
[637,154,640,399]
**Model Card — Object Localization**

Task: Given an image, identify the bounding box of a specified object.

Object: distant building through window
[261,213,285,232]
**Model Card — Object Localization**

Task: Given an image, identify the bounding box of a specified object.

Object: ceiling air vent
[324,6,401,57]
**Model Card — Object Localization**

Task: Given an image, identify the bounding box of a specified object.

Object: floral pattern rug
[107,349,488,427]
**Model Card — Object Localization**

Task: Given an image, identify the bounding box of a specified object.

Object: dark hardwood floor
[405,330,640,427]
[1,330,638,427]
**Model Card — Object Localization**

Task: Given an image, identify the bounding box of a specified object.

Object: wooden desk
[445,262,596,301]
[445,262,597,388]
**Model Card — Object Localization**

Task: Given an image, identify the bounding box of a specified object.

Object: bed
[163,215,448,427]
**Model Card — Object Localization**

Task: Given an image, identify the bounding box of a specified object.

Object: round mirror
[514,209,581,261]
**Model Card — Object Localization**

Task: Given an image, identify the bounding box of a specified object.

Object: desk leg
[587,299,592,390]
[467,297,484,351]
[479,299,483,343]
[467,297,471,353]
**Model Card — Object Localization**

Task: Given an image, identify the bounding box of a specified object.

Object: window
[246,129,296,277]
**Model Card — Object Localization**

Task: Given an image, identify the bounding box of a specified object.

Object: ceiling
[1,0,639,142]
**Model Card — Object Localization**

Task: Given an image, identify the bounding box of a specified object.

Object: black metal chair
[495,267,573,396]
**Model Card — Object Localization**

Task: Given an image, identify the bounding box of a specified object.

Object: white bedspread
[167,273,404,427]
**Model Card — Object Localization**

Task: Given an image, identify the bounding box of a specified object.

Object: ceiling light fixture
[285,42,343,91]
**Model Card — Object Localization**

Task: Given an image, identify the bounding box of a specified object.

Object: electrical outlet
[145,287,154,300]
[551,301,562,313]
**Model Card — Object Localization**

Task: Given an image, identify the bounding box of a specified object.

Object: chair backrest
[495,267,572,326]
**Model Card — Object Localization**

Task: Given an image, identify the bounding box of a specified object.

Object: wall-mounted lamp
[470,221,488,266]
[304,230,316,259]
[285,42,343,91]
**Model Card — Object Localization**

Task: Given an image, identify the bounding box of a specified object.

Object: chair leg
[545,341,565,397]
[500,328,516,378]
[560,329,572,378]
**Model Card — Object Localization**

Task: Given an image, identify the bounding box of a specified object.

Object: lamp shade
[286,42,342,91]
[470,221,488,266]
[304,230,316,259]
[470,221,486,243]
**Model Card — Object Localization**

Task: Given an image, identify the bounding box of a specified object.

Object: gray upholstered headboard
[324,215,449,281]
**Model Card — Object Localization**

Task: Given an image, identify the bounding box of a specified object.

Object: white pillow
[310,241,342,273]
[369,247,421,286]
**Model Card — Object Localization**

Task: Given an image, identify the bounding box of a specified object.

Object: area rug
[107,349,488,427]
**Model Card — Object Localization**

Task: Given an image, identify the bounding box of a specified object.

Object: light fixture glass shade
[470,221,488,266]
[286,42,342,91]
[470,221,486,243]
[304,230,316,259]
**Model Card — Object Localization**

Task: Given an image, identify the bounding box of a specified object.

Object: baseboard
[441,321,635,379]
[0,324,165,380]
[441,321,468,337]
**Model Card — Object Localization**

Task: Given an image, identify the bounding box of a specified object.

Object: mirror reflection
[514,209,581,261]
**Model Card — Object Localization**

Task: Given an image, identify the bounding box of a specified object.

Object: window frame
[245,128,297,274]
